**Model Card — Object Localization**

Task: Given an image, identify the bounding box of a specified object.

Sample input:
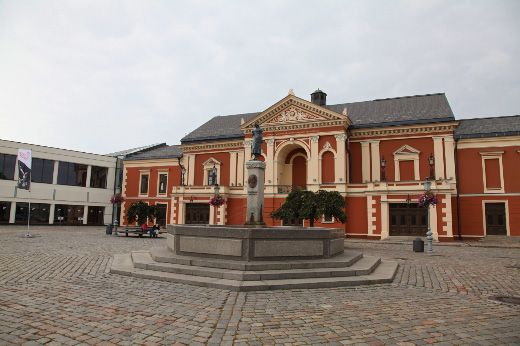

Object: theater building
[119,90,520,240]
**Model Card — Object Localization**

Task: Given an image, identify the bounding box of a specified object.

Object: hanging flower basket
[209,195,226,207]
[418,191,439,208]
[110,194,126,204]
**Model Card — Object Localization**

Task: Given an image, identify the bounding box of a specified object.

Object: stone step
[130,250,381,281]
[149,247,364,271]
[110,252,398,291]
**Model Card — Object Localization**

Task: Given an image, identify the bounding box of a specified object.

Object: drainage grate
[490,296,520,305]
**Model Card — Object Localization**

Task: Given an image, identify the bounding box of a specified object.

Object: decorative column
[309,136,320,191]
[370,141,380,181]
[230,152,238,186]
[187,154,195,186]
[443,136,456,180]
[432,137,445,180]
[361,141,371,182]
[265,139,275,193]
[244,160,266,228]
[334,134,347,187]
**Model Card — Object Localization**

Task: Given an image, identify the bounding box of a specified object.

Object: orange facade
[118,92,519,240]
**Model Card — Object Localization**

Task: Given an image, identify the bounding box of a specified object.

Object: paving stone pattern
[0,226,519,345]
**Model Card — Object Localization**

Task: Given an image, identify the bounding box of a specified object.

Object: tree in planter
[269,188,347,227]
[126,201,159,226]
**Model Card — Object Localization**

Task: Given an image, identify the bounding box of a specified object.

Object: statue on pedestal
[251,122,263,160]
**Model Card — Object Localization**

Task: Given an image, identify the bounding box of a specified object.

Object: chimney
[311,89,327,106]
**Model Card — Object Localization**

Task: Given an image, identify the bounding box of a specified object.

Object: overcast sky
[0,1,519,155]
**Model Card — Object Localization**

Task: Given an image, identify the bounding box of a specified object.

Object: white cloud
[0,0,518,154]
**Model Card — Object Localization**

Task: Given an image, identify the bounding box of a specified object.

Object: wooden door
[185,203,210,225]
[389,203,428,237]
[485,203,507,235]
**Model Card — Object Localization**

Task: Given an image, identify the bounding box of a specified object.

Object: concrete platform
[110,246,398,291]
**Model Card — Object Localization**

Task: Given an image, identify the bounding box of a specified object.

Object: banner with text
[17,149,32,190]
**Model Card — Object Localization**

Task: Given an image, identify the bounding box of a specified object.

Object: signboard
[17,149,32,190]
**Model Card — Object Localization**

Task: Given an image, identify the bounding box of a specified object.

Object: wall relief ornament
[248,174,258,189]
[265,107,324,125]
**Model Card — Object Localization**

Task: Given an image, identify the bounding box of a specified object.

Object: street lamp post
[424,178,433,253]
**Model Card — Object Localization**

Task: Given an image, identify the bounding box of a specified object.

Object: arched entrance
[274,142,309,193]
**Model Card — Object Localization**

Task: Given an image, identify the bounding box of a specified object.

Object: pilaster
[367,196,376,236]
[334,134,347,185]
[243,140,252,186]
[443,136,456,180]
[433,137,445,180]
[442,194,453,239]
[230,152,238,186]
[187,155,196,186]
[237,151,245,187]
[265,139,275,193]
[370,141,380,181]
[380,194,389,239]
[309,136,320,190]
[361,141,371,182]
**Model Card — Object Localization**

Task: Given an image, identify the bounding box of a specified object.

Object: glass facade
[87,206,105,225]
[0,153,16,180]
[0,201,11,223]
[54,204,85,225]
[90,166,108,189]
[57,162,87,186]
[15,202,50,224]
[31,158,54,184]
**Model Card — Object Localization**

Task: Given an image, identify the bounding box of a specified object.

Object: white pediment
[393,145,421,156]
[202,157,222,166]
[240,94,350,132]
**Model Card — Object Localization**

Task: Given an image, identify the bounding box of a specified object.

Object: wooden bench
[121,226,165,238]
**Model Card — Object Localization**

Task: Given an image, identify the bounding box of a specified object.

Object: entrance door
[485,203,507,235]
[185,203,210,224]
[156,204,167,228]
[389,203,428,236]
[292,155,307,190]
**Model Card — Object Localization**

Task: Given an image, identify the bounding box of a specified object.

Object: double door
[389,203,428,237]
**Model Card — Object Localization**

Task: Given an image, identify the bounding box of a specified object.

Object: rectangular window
[158,174,168,194]
[90,166,108,189]
[31,158,54,184]
[57,162,87,186]
[0,153,16,180]
[140,174,149,194]
[399,160,415,181]
[484,158,501,189]
[0,201,11,223]
[15,202,50,224]
[54,204,84,225]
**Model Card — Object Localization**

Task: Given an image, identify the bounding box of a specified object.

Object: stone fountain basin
[167,224,345,262]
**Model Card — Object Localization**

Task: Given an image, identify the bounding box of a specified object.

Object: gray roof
[325,93,455,128]
[454,115,520,139]
[181,112,259,144]
[106,143,166,157]
[124,144,183,160]
[181,93,455,143]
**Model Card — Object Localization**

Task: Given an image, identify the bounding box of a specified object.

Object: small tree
[126,201,159,226]
[270,188,347,227]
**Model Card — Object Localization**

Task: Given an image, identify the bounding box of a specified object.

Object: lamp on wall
[380,156,387,181]
[180,165,186,186]
[428,153,435,180]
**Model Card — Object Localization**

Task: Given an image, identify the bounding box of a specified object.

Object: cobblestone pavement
[0,226,519,346]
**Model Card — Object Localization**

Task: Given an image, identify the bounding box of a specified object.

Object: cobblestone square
[0,226,519,345]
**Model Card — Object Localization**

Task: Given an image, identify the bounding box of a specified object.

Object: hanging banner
[17,149,32,190]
